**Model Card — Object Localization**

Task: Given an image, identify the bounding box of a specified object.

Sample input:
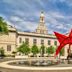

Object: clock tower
[36,11,48,34]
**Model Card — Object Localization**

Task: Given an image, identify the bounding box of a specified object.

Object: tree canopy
[0,17,8,34]
[0,47,5,56]
[31,44,39,56]
[46,46,55,55]
[60,48,64,56]
[17,42,30,55]
[40,45,45,57]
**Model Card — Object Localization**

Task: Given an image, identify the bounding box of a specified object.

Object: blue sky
[0,0,72,34]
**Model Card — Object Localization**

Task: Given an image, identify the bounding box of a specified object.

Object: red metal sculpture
[54,30,72,57]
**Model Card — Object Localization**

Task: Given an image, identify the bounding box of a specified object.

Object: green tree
[0,17,8,34]
[60,48,64,56]
[46,47,50,55]
[46,46,55,55]
[17,42,30,55]
[40,45,45,57]
[31,45,39,56]
[0,47,5,57]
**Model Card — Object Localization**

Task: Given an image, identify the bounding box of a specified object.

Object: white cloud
[59,0,66,2]
[14,10,40,17]
[10,10,70,34]
[55,24,64,29]
[59,0,72,6]
[9,15,38,32]
[35,0,44,7]
[46,12,61,25]
[2,0,14,4]
[45,11,72,33]
[1,0,72,34]
[10,16,23,22]
[49,11,65,19]
[18,22,37,32]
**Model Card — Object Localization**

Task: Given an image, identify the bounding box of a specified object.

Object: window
[19,37,22,43]
[54,41,57,46]
[25,38,29,44]
[33,39,37,45]
[48,40,51,45]
[41,39,44,45]
[7,45,11,51]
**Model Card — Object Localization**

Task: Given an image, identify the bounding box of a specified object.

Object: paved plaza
[0,58,72,72]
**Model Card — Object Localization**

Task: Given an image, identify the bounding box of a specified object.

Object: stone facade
[0,12,68,58]
[0,26,17,55]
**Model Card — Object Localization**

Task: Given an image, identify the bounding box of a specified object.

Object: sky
[0,0,72,34]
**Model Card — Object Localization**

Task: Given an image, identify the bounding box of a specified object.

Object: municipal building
[0,12,69,58]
